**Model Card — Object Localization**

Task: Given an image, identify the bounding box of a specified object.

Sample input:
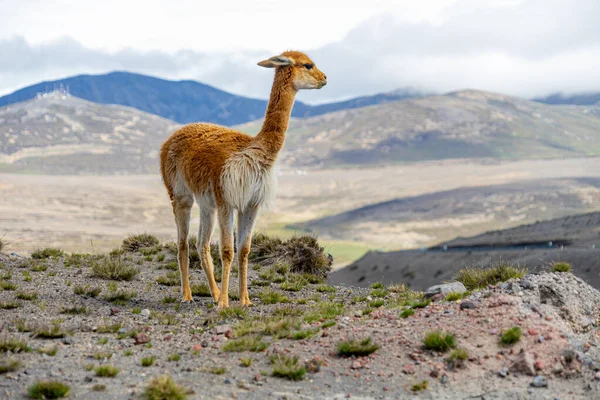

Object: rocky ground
[0,237,599,399]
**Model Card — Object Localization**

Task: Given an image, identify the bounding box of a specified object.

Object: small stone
[552,362,564,375]
[214,325,232,336]
[510,351,536,376]
[61,337,74,345]
[498,368,509,378]
[191,344,203,352]
[351,361,363,370]
[534,360,544,371]
[141,309,151,317]
[440,374,449,384]
[595,372,600,380]
[528,328,538,336]
[110,308,120,316]
[117,328,127,334]
[520,280,534,290]
[538,336,544,343]
[531,376,548,388]
[84,376,93,383]
[460,301,476,310]
[402,364,416,375]
[409,352,420,361]
[425,282,467,298]
[305,358,321,373]
[134,333,151,345]
[224,378,232,384]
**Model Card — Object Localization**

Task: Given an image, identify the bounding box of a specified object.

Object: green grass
[92,384,106,392]
[150,311,178,326]
[92,256,140,281]
[190,283,212,297]
[104,290,137,305]
[93,351,112,360]
[0,337,31,353]
[122,234,160,252]
[304,302,344,323]
[0,301,21,309]
[97,338,108,345]
[95,365,119,377]
[162,295,178,304]
[500,326,522,345]
[0,357,21,374]
[369,299,385,308]
[446,348,469,366]
[411,380,429,392]
[370,282,384,289]
[34,323,67,339]
[31,248,65,259]
[167,354,180,362]
[156,271,180,286]
[336,337,380,357]
[143,375,187,400]
[423,331,456,352]
[552,262,572,273]
[210,366,227,375]
[28,380,70,399]
[60,305,87,315]
[240,357,253,367]
[37,345,59,356]
[370,288,388,298]
[289,328,319,340]
[279,274,309,292]
[97,322,122,334]
[219,306,248,319]
[408,298,431,309]
[315,284,336,293]
[15,291,37,300]
[222,335,268,352]
[400,309,415,318]
[258,289,289,304]
[142,356,156,367]
[453,263,528,290]
[1,281,17,290]
[445,292,465,301]
[270,354,306,381]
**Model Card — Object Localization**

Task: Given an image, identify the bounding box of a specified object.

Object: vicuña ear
[257,55,294,68]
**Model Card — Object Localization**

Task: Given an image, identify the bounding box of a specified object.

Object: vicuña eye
[304,63,314,70]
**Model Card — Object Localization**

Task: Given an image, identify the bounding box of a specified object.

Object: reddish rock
[528,328,538,336]
[134,333,151,345]
[402,364,416,375]
[214,325,232,336]
[534,360,544,370]
[409,352,420,361]
[110,308,120,316]
[350,360,363,370]
[191,344,203,352]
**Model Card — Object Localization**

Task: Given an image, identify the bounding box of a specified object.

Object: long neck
[253,69,297,157]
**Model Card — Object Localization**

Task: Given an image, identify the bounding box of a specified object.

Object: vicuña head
[160,50,326,309]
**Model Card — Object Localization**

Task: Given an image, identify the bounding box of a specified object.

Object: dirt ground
[0,245,599,399]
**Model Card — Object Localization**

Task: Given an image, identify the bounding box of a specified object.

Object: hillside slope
[238,90,600,167]
[0,92,179,174]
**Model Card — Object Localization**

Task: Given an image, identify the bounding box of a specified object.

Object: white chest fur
[220,150,277,212]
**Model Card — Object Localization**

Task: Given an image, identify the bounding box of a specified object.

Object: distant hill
[535,92,600,106]
[0,92,179,174]
[0,71,425,126]
[238,90,600,167]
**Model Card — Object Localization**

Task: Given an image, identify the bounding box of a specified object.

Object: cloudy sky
[0,0,599,103]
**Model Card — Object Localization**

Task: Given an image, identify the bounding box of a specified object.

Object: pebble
[141,309,151,317]
[530,376,548,388]
[134,333,151,345]
[595,372,600,381]
[510,351,536,376]
[498,368,509,378]
[402,364,415,374]
[117,328,127,334]
[538,336,545,343]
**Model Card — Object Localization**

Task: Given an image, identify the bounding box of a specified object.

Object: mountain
[0,72,425,126]
[0,91,179,174]
[237,90,600,167]
[535,92,600,106]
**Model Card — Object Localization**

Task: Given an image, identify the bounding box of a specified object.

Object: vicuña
[160,51,327,309]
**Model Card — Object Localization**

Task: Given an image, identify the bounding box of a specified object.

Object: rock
[510,352,536,376]
[520,280,534,290]
[460,301,476,310]
[440,374,449,384]
[305,358,321,373]
[141,309,151,317]
[224,378,232,384]
[61,337,74,345]
[528,328,538,336]
[191,344,203,352]
[214,325,232,336]
[530,376,548,388]
[595,372,600,380]
[402,364,416,375]
[424,282,467,298]
[134,333,151,345]
[117,328,127,334]
[552,362,564,375]
[350,361,363,370]
[534,360,544,371]
[562,349,577,363]
[84,376,93,383]
[110,308,120,316]
[498,368,509,378]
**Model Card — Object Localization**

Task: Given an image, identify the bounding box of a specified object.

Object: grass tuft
[73,285,102,297]
[0,357,21,374]
[0,336,31,353]
[28,380,70,399]
[1,281,17,290]
[104,290,137,305]
[156,271,180,286]
[270,354,306,381]
[92,256,140,281]
[500,326,522,345]
[222,335,268,352]
[95,365,120,377]
[258,289,289,305]
[453,263,527,290]
[34,323,67,339]
[122,234,160,252]
[31,248,64,259]
[411,380,429,392]
[16,291,37,301]
[552,262,572,273]
[423,331,456,352]
[400,309,415,318]
[142,356,156,367]
[144,375,187,400]
[336,337,380,357]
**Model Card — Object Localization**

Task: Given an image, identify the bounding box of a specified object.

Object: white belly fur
[220,150,277,211]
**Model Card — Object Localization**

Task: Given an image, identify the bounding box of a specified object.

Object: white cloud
[0,0,598,103]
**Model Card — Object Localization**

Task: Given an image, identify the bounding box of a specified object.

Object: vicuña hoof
[240,295,253,307]
[217,296,229,310]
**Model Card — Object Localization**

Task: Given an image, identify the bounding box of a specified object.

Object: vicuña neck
[254,69,297,157]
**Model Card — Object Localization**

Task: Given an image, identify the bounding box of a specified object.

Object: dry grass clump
[0,336,31,353]
[92,256,140,281]
[453,263,527,290]
[270,354,306,381]
[28,380,70,399]
[336,337,380,357]
[0,357,21,374]
[122,233,160,252]
[95,365,120,377]
[144,375,187,400]
[31,248,64,259]
[250,234,333,278]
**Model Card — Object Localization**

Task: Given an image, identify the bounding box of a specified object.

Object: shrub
[0,301,21,309]
[28,380,70,399]
[423,331,456,352]
[144,375,187,400]
[122,234,160,252]
[92,256,140,281]
[31,248,64,259]
[552,262,572,273]
[500,326,522,345]
[453,263,527,290]
[270,354,306,381]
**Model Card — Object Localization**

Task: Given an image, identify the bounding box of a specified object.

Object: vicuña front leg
[237,206,259,307]
[173,195,194,303]
[217,204,234,309]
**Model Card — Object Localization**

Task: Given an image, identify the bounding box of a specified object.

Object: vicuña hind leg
[173,195,194,303]
[237,206,259,307]
[216,203,234,309]
[197,204,220,302]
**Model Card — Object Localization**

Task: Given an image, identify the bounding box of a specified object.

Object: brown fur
[160,51,326,308]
